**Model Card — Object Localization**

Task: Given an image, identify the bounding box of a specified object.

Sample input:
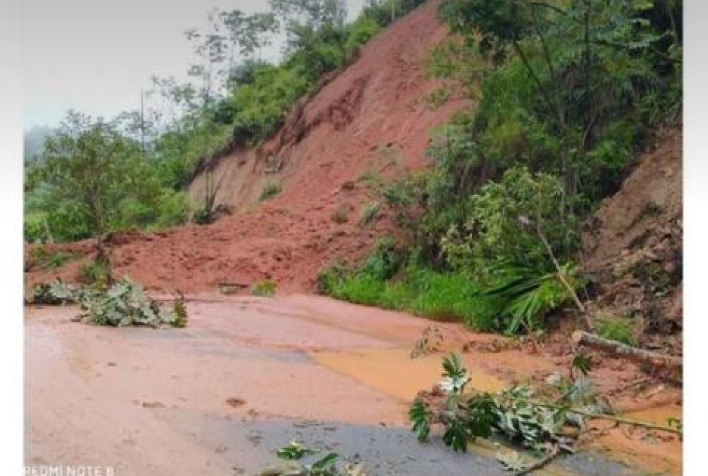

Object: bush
[315,260,352,294]
[319,248,498,330]
[156,191,189,228]
[260,180,282,201]
[360,236,403,280]
[441,166,577,279]
[345,16,382,55]
[252,279,277,296]
[79,260,111,288]
[358,201,380,226]
[27,246,78,270]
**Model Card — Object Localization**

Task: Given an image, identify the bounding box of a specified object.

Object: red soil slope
[27,1,471,293]
[581,124,682,351]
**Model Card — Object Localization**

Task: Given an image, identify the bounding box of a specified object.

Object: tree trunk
[571,331,681,372]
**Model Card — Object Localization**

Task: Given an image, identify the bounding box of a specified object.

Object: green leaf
[442,418,471,452]
[409,400,431,442]
[571,352,592,376]
[275,441,315,460]
[467,393,499,439]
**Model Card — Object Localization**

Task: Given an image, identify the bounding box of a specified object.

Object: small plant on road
[276,441,316,460]
[263,442,365,476]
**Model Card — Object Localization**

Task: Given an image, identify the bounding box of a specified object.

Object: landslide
[25,1,471,293]
[581,123,682,354]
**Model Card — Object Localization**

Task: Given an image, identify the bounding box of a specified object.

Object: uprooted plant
[75,278,187,327]
[26,279,76,305]
[26,276,187,328]
[409,352,681,473]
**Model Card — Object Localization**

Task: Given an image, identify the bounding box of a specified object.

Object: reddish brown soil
[581,124,683,352]
[25,1,471,294]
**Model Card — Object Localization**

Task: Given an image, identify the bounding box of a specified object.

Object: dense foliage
[320,0,682,334]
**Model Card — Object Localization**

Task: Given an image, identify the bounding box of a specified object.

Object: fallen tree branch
[514,444,561,475]
[531,401,682,435]
[571,331,682,372]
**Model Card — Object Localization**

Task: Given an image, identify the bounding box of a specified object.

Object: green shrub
[358,201,380,226]
[46,252,75,269]
[191,208,213,225]
[156,191,189,228]
[79,260,111,288]
[27,246,78,270]
[260,180,282,201]
[330,272,386,306]
[315,260,351,294]
[360,236,403,280]
[252,279,277,296]
[596,316,636,346]
[24,213,47,243]
[27,279,75,305]
[345,16,382,55]
[424,85,452,109]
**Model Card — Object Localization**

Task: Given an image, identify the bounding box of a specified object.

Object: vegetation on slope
[319,0,682,335]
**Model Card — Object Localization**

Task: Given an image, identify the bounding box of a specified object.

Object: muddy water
[584,405,682,475]
[312,348,505,400]
[25,295,679,475]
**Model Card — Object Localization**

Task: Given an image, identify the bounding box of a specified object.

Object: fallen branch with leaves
[409,352,682,473]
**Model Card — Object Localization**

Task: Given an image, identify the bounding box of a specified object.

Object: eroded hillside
[27,1,470,293]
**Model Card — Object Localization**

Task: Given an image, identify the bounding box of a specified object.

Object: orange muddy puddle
[310,347,506,402]
[312,345,682,475]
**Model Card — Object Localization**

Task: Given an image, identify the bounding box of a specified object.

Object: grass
[28,246,79,270]
[252,279,277,296]
[321,264,496,330]
[596,316,636,345]
[358,201,380,226]
[260,180,282,201]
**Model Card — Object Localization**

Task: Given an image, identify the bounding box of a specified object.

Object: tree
[269,0,347,32]
[438,0,678,204]
[27,111,154,237]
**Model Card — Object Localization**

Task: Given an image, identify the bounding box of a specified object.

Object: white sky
[21,0,365,129]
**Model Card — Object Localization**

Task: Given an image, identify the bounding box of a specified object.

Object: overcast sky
[21,0,365,130]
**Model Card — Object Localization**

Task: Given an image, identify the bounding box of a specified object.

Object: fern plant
[480,262,579,334]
